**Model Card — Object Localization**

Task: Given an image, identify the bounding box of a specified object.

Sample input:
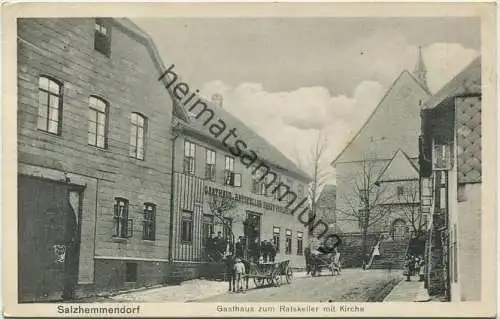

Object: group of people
[206,231,228,262]
[225,236,278,293]
[404,254,425,281]
[248,238,278,263]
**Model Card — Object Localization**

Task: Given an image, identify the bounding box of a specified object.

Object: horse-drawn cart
[246,260,293,288]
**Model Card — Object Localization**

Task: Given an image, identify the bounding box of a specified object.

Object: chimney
[211,93,223,108]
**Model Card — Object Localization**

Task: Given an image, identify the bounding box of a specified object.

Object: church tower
[413,46,429,91]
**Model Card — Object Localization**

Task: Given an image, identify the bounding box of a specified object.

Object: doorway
[18,175,82,302]
[244,211,261,260]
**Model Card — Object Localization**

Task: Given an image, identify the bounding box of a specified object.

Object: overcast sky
[134,17,480,183]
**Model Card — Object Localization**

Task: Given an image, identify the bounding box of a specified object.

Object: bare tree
[336,159,394,263]
[398,182,426,237]
[206,194,238,254]
[307,130,332,235]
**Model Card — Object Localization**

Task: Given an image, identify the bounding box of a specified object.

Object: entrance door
[244,212,261,260]
[391,219,408,240]
[18,176,80,302]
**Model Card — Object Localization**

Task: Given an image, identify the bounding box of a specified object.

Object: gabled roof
[423,56,481,110]
[112,18,189,122]
[181,98,312,183]
[376,149,419,183]
[331,70,430,164]
[114,20,310,182]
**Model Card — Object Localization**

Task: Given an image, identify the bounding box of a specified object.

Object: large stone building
[17,17,186,302]
[17,18,310,302]
[419,57,481,301]
[331,50,431,239]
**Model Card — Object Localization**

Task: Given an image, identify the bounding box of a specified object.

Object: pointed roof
[376,149,419,183]
[331,70,431,164]
[414,46,427,74]
[413,46,429,91]
[181,97,312,183]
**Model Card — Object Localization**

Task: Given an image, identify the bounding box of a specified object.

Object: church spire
[413,45,428,90]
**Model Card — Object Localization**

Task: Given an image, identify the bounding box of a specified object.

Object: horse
[224,255,251,292]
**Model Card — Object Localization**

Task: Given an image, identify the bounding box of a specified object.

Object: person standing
[235,236,245,258]
[233,257,246,292]
[261,240,269,262]
[269,238,277,262]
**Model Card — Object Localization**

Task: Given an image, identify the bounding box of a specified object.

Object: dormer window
[94,18,111,56]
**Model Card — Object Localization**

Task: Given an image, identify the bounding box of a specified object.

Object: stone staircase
[369,239,409,269]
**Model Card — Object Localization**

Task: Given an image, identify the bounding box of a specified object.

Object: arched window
[129,112,147,160]
[37,76,63,135]
[88,96,109,148]
[391,219,408,240]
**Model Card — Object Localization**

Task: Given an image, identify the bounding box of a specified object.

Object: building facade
[331,50,431,239]
[16,18,189,302]
[419,57,481,301]
[17,17,311,302]
[170,96,312,271]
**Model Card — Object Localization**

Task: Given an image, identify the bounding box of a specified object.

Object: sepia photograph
[2,2,497,317]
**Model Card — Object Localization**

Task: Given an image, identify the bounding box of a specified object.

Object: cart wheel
[285,267,293,283]
[273,274,281,287]
[254,278,264,288]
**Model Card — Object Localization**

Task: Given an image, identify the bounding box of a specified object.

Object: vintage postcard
[2,1,497,317]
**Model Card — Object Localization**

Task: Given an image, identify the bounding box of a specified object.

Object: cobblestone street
[197,269,402,302]
[82,269,405,303]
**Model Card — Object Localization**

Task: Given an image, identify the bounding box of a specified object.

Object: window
[285,229,292,254]
[181,210,193,244]
[391,219,407,240]
[252,170,266,195]
[94,18,111,56]
[88,96,108,148]
[224,156,241,187]
[265,174,275,197]
[251,177,259,194]
[224,155,234,183]
[205,149,216,180]
[273,226,281,253]
[37,76,62,135]
[233,173,242,187]
[433,143,451,170]
[202,214,214,247]
[297,231,304,255]
[274,175,282,200]
[285,179,294,200]
[113,197,132,238]
[397,186,404,198]
[129,113,146,160]
[183,141,196,175]
[143,203,156,241]
[125,262,137,283]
